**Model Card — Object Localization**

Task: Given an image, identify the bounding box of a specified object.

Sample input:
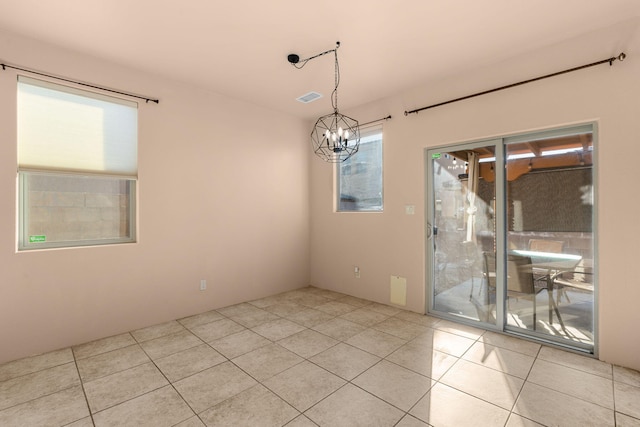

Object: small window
[17,76,138,250]
[337,125,383,212]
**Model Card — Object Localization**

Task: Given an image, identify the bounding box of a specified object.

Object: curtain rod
[404,53,626,116]
[359,114,392,127]
[1,62,160,104]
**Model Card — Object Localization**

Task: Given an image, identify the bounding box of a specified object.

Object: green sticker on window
[432,153,441,159]
[29,235,46,243]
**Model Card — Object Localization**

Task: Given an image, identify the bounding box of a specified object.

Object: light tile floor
[1,286,639,427]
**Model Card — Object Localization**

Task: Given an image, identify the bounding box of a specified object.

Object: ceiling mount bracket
[287,41,340,69]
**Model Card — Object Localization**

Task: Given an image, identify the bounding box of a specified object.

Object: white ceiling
[1,0,639,119]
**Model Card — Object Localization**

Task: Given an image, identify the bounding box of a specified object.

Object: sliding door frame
[425,122,598,356]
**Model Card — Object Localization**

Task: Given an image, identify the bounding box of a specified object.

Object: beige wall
[2,19,639,373]
[0,31,310,364]
[310,20,640,371]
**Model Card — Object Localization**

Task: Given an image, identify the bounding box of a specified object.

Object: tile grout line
[81,327,209,424]
[186,312,322,423]
[403,328,521,425]
[241,358,310,423]
[136,328,213,426]
[503,342,545,427]
[524,362,616,412]
[225,322,366,424]
[612,368,618,425]
[610,363,620,426]
[360,323,483,424]
[302,317,465,425]
[0,365,81,421]
[223,309,397,424]
[72,343,149,384]
[515,344,616,425]
[71,348,97,427]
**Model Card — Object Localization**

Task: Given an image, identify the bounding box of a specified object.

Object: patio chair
[484,252,552,330]
[553,269,594,294]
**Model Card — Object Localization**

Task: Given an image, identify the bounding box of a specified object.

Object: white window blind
[17,76,138,176]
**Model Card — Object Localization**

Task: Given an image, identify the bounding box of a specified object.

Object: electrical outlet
[354,266,360,279]
[200,279,207,291]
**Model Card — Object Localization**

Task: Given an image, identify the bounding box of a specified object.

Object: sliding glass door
[427,140,502,329]
[426,124,596,353]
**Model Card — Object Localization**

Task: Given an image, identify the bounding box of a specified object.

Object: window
[337,125,383,211]
[17,76,138,250]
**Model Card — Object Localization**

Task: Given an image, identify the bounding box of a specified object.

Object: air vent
[296,91,322,103]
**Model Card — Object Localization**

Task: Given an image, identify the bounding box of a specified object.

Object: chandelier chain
[332,48,340,113]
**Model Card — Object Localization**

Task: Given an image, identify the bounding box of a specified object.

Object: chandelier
[288,42,360,163]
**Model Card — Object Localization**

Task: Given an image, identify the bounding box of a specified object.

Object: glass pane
[431,146,497,324]
[21,172,135,248]
[505,130,594,347]
[338,131,382,211]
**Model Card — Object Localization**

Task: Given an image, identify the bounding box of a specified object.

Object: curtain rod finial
[611,52,626,66]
